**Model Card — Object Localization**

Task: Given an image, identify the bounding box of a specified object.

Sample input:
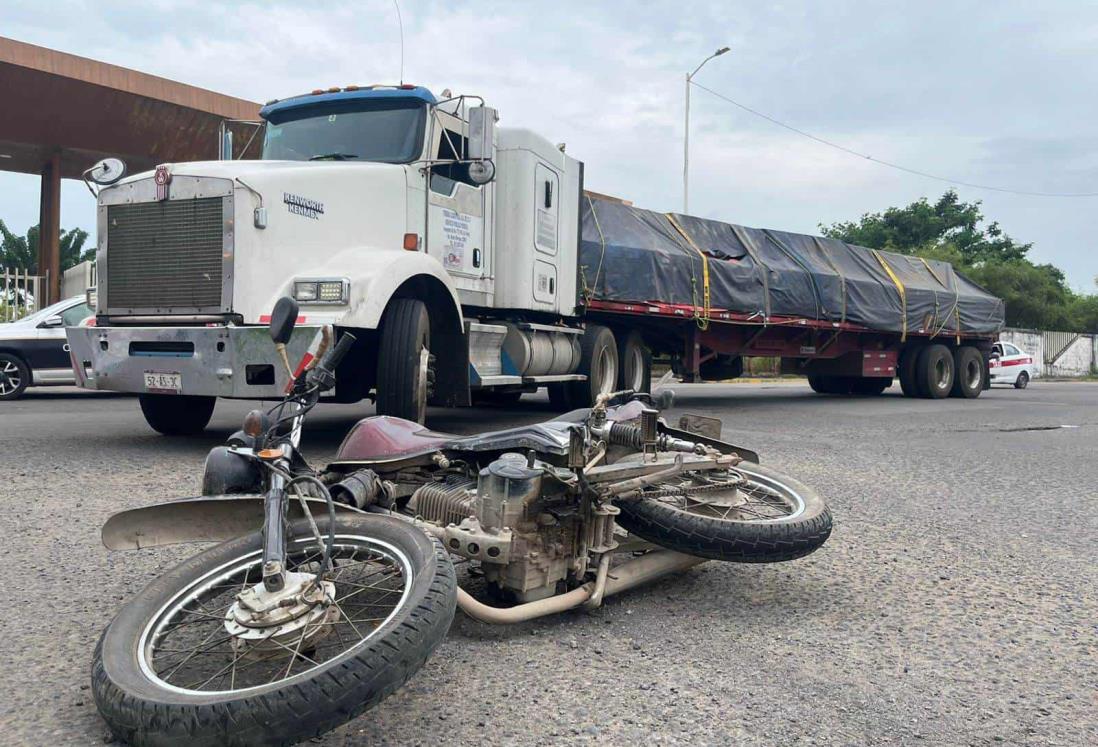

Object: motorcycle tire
[92,515,455,747]
[617,461,832,563]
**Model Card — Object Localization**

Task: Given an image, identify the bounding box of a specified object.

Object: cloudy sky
[2,0,1096,290]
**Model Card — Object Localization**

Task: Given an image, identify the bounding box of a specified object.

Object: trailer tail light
[403,233,420,251]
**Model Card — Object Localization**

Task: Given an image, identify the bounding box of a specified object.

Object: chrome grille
[105,198,225,312]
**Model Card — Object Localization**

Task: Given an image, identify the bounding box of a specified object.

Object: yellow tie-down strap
[666,213,710,330]
[919,256,961,344]
[872,249,907,342]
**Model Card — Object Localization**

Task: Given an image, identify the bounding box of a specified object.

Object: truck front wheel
[138,394,216,435]
[376,298,432,423]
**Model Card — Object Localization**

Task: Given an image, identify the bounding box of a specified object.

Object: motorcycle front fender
[101,495,367,551]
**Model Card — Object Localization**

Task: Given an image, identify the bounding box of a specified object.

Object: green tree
[820,190,1096,331]
[820,190,1031,265]
[0,220,93,273]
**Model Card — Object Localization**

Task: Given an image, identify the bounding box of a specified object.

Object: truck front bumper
[66,324,321,399]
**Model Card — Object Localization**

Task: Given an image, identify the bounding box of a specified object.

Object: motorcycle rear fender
[101,495,368,551]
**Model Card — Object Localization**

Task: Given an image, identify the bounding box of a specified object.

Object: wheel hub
[224,571,337,646]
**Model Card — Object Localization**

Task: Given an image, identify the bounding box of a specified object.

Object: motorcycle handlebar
[320,332,356,372]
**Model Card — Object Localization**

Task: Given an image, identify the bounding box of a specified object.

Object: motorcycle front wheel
[92,514,455,747]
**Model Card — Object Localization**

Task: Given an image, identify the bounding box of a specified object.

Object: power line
[690,81,1098,198]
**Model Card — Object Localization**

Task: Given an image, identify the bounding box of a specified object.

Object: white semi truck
[68,85,628,434]
[68,83,1002,435]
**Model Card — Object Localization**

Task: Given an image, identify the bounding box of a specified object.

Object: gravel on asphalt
[1,381,1095,746]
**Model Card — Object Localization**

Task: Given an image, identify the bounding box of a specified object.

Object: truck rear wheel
[563,325,618,408]
[898,347,921,397]
[138,394,215,435]
[376,298,432,422]
[950,346,983,398]
[916,344,954,399]
[616,330,651,394]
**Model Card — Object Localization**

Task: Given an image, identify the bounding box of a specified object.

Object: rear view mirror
[467,106,496,161]
[467,106,497,185]
[269,297,299,345]
[41,315,64,328]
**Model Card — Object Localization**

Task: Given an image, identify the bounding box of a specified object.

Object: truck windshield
[262,99,426,163]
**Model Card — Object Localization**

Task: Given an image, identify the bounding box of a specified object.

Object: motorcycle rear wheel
[617,461,832,563]
[92,515,455,747]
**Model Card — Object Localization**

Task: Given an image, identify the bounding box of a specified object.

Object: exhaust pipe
[455,550,705,624]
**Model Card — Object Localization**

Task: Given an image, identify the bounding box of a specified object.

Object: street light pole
[683,46,730,215]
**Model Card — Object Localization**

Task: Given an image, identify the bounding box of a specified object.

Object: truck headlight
[293,281,319,302]
[293,278,348,304]
[318,280,346,302]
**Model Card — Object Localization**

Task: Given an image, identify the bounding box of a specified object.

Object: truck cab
[67,85,604,434]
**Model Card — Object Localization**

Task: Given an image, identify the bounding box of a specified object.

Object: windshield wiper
[308,153,359,161]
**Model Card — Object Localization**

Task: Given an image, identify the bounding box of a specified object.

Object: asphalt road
[1,381,1095,746]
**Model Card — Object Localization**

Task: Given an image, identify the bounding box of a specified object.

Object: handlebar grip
[321,332,356,371]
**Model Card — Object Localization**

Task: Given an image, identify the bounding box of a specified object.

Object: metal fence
[2,266,44,321]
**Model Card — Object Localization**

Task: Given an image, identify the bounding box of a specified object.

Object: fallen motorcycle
[91,299,833,746]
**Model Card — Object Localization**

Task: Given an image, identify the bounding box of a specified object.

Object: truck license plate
[144,371,182,394]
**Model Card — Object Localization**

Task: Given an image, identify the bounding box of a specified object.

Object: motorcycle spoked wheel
[616,461,832,563]
[92,515,455,747]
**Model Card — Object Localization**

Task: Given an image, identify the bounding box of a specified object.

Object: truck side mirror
[467,105,497,185]
[269,297,299,345]
[468,106,497,161]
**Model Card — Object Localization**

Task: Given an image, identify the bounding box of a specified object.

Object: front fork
[262,480,288,591]
[261,406,306,592]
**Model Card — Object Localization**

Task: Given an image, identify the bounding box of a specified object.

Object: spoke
[158,628,233,680]
[331,601,365,640]
[279,622,312,681]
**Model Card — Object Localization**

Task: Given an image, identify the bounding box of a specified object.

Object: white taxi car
[989,341,1039,389]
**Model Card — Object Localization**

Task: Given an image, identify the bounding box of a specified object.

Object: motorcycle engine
[412,452,583,603]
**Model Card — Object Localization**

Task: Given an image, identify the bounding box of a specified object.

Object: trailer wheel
[377,298,432,422]
[616,330,652,394]
[807,375,852,395]
[950,346,983,398]
[898,347,922,397]
[850,376,891,395]
[916,344,954,399]
[564,325,618,407]
[138,394,216,435]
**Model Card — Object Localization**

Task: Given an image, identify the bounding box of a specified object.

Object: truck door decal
[441,208,472,271]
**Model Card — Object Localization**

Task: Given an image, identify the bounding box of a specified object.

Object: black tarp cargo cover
[579,195,1005,336]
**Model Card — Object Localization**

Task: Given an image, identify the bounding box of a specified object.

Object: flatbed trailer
[583,297,997,398]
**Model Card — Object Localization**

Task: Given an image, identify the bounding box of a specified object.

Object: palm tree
[0,220,93,273]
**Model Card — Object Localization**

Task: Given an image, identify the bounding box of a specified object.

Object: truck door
[532,163,559,305]
[426,124,492,304]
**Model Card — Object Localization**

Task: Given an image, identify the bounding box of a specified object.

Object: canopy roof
[0,36,261,179]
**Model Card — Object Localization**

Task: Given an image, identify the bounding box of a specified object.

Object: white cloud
[1,0,1096,289]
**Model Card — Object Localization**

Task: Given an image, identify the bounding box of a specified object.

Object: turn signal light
[403,233,420,251]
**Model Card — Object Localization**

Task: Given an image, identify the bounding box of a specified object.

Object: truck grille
[105,198,225,312]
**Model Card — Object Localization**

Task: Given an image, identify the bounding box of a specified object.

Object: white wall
[1000,328,1096,377]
